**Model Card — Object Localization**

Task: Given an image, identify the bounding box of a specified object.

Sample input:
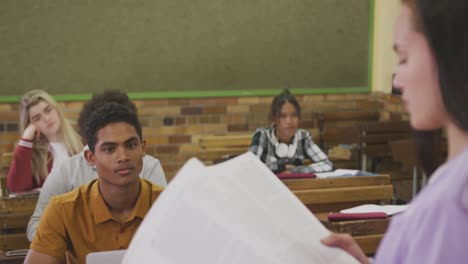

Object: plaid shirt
[249,127,333,173]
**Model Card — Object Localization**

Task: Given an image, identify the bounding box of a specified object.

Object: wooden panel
[362,145,391,157]
[0,196,38,214]
[306,200,387,214]
[0,233,29,251]
[0,251,25,264]
[355,234,384,255]
[359,121,411,133]
[283,175,390,190]
[315,211,388,255]
[316,111,379,150]
[358,121,413,161]
[293,185,393,204]
[321,127,360,143]
[199,134,252,163]
[363,134,412,144]
[316,213,389,236]
[0,133,20,143]
[0,152,14,169]
[309,128,320,141]
[0,212,31,230]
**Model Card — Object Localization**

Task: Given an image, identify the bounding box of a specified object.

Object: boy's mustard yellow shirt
[31,178,163,264]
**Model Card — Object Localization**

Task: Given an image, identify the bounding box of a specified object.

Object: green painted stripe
[0,87,369,103]
[0,96,21,103]
[368,0,375,90]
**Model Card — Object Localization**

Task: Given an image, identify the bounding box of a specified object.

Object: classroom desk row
[0,174,393,262]
[284,174,393,255]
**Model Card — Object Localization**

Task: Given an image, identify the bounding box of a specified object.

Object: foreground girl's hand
[321,233,369,264]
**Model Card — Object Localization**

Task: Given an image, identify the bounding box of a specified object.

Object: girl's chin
[410,118,442,131]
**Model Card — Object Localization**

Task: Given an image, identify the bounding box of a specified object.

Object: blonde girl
[7,90,82,192]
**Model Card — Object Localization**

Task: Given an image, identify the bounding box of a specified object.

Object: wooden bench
[315,111,380,149]
[315,111,380,169]
[199,134,252,164]
[0,195,38,252]
[283,175,393,213]
[0,133,19,156]
[389,132,446,197]
[357,121,412,172]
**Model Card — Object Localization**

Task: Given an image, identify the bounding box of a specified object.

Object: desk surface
[282,175,393,213]
[282,175,391,190]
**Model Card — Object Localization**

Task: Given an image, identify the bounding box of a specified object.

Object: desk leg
[421,172,427,189]
[362,154,367,171]
[412,166,418,198]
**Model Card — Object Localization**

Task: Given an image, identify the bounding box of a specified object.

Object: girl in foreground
[322,0,468,263]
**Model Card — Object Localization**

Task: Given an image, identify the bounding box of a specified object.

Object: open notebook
[122,152,357,264]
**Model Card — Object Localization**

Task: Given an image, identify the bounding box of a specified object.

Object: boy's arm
[24,250,60,264]
[141,155,167,187]
[29,197,69,263]
[27,162,71,241]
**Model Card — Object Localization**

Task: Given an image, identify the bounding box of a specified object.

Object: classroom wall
[0,93,408,181]
[0,0,409,180]
[0,0,371,96]
[371,0,401,93]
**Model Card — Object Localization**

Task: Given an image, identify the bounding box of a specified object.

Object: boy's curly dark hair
[78,90,137,137]
[85,102,142,153]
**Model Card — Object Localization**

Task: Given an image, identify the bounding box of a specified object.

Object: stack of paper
[123,152,357,264]
[315,169,375,178]
[8,188,41,198]
[341,204,407,216]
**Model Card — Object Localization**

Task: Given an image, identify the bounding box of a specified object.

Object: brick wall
[0,93,405,181]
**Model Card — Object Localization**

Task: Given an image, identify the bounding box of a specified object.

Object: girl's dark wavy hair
[270,89,301,121]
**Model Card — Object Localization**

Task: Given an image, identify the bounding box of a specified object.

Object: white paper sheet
[122,152,358,264]
[341,204,407,216]
[315,169,376,178]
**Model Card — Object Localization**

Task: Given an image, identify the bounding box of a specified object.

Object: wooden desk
[316,213,390,255]
[284,174,393,254]
[283,175,393,213]
[0,195,38,251]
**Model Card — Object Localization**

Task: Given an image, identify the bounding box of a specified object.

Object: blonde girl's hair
[20,90,83,183]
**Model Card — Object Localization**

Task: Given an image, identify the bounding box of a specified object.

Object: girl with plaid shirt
[249,89,332,173]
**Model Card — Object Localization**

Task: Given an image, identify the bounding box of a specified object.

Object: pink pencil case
[327,212,388,221]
